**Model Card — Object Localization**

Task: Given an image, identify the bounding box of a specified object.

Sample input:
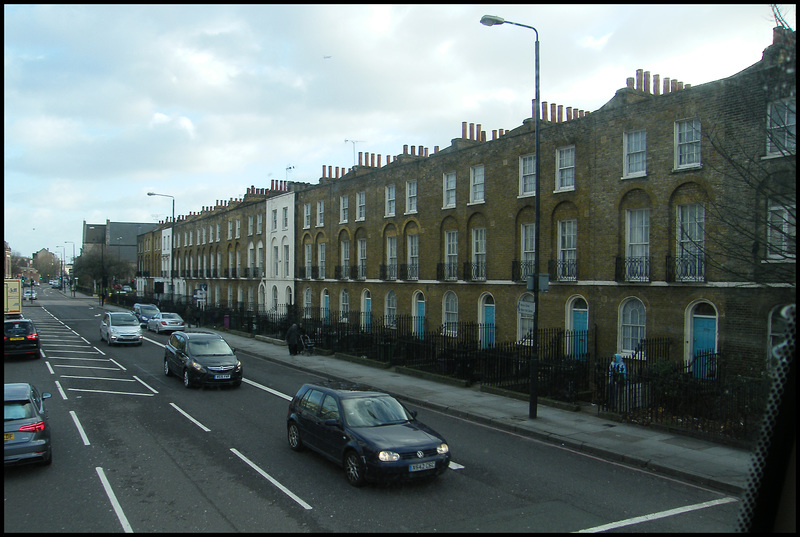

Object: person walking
[286,323,301,356]
[608,353,627,410]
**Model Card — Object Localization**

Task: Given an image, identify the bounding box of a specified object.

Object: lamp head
[480,15,505,26]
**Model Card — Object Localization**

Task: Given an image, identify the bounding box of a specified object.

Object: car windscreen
[112,315,139,326]
[4,400,34,421]
[140,306,159,315]
[341,396,410,427]
[4,322,34,337]
[188,339,233,356]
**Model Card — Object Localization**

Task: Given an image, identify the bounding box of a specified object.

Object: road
[5,288,742,532]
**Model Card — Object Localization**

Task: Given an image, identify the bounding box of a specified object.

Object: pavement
[57,291,757,496]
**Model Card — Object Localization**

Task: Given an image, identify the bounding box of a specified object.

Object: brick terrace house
[293,28,795,377]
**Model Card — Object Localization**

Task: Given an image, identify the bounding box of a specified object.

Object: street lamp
[148,192,175,299]
[56,245,66,291]
[65,241,76,295]
[481,14,542,419]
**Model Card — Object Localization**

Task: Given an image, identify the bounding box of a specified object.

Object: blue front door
[692,316,716,378]
[572,309,588,358]
[416,298,425,339]
[483,304,495,348]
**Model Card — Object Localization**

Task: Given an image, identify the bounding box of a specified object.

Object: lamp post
[481,14,541,418]
[56,245,66,292]
[148,192,175,299]
[65,241,75,295]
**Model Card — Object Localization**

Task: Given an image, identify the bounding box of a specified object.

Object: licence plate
[4,432,14,441]
[409,461,436,472]
[10,337,23,341]
[214,374,231,380]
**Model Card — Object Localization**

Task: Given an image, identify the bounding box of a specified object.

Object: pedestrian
[286,323,300,356]
[100,290,106,307]
[194,306,201,328]
[186,304,194,328]
[608,353,627,410]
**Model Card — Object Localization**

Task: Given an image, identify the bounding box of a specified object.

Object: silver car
[147,312,186,334]
[100,312,143,346]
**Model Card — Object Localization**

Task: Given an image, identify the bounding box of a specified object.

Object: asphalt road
[4,289,742,532]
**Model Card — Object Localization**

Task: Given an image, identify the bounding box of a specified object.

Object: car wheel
[42,447,52,466]
[100,330,104,343]
[287,422,303,451]
[232,380,242,388]
[344,451,366,487]
[183,369,193,389]
[164,359,171,377]
[107,335,113,346]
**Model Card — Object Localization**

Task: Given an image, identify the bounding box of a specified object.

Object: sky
[4,4,795,262]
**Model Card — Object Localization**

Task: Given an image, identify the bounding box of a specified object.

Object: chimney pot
[653,74,660,95]
[462,121,467,138]
[644,71,651,94]
[636,68,643,90]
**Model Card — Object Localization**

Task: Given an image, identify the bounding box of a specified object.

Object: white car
[100,312,143,346]
[147,312,186,334]
[23,289,37,300]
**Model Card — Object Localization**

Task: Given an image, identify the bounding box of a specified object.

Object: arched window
[443,291,458,336]
[340,289,349,322]
[303,287,312,319]
[385,290,397,326]
[518,293,535,342]
[620,298,646,353]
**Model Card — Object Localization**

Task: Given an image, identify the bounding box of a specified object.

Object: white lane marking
[52,364,121,370]
[574,496,739,533]
[60,375,136,382]
[448,461,464,470]
[70,410,90,445]
[243,378,292,400]
[230,448,313,510]
[170,403,211,432]
[67,388,154,397]
[55,380,68,400]
[96,467,134,533]
[133,375,159,394]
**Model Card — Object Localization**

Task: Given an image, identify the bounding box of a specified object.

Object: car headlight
[378,450,400,462]
[190,361,206,373]
[437,443,449,455]
[235,360,242,371]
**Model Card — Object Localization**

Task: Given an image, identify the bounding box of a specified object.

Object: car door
[295,388,325,453]
[166,333,183,373]
[100,313,110,341]
[317,394,348,460]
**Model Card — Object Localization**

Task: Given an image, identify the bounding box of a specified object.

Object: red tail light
[26,332,39,340]
[19,421,46,433]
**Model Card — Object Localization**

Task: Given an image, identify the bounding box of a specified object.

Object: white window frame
[303,203,311,229]
[521,223,535,279]
[558,219,577,281]
[472,227,486,280]
[356,191,366,221]
[443,171,456,208]
[556,146,575,191]
[520,154,536,196]
[767,199,796,260]
[385,185,396,217]
[445,230,458,281]
[406,180,418,214]
[340,195,349,223]
[316,201,324,227]
[623,130,647,178]
[470,165,485,204]
[675,118,702,169]
[443,291,458,337]
[407,234,419,280]
[676,203,705,282]
[317,243,326,278]
[620,298,646,354]
[767,98,796,156]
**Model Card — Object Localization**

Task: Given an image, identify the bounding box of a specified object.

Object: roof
[302,383,387,398]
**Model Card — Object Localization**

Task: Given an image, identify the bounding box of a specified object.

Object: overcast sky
[4,4,795,262]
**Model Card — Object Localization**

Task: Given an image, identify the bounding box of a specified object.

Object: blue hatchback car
[287,384,451,486]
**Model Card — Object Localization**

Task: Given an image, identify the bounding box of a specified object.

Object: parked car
[287,384,451,487]
[99,312,143,346]
[22,289,37,301]
[132,303,160,327]
[147,312,186,334]
[164,331,242,388]
[4,319,41,359]
[4,383,52,466]
[122,285,133,293]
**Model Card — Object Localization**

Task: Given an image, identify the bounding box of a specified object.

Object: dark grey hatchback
[287,384,451,486]
[163,331,242,388]
[4,383,52,466]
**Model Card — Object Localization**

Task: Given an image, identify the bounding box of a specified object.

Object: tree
[699,12,795,286]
